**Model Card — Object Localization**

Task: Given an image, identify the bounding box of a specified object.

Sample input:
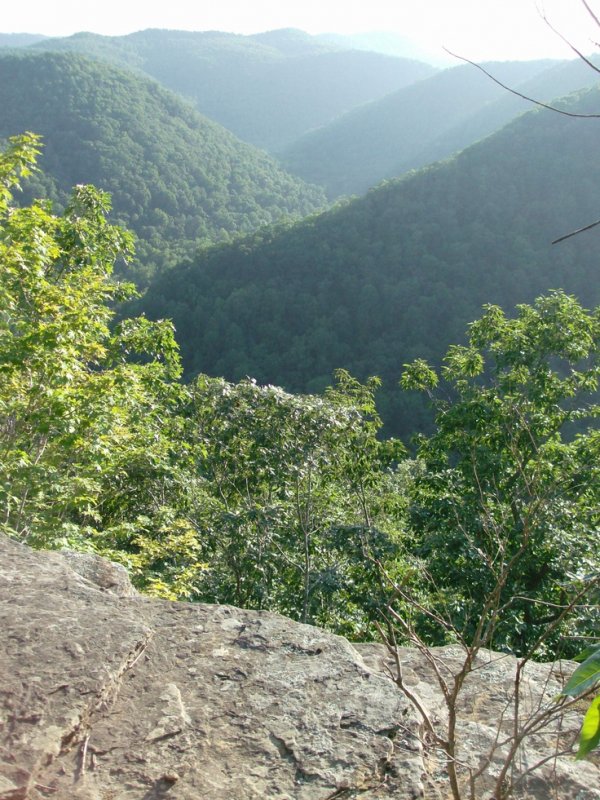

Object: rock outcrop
[0,535,598,799]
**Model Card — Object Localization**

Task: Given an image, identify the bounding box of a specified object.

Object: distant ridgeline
[281,56,600,197]
[0,50,327,283]
[30,28,437,152]
[0,33,48,47]
[137,84,600,439]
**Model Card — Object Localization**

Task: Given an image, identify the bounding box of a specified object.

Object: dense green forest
[0,50,326,282]
[137,83,600,437]
[281,57,600,196]
[30,28,435,151]
[1,135,598,673]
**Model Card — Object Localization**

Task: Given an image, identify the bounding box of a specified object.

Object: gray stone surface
[0,537,422,799]
[0,535,598,799]
[58,550,136,597]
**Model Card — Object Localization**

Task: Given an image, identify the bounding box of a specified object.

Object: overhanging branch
[443,48,600,119]
[581,0,600,31]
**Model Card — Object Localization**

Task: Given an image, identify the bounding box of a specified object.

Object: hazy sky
[2,0,599,62]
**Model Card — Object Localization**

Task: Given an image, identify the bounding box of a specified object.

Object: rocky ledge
[0,535,598,799]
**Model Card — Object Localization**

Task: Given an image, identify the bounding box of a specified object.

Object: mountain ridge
[280,56,600,196]
[29,28,437,150]
[137,83,600,436]
[0,49,327,282]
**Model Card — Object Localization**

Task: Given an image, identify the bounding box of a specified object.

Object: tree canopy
[0,135,405,626]
[0,133,200,593]
[401,291,600,656]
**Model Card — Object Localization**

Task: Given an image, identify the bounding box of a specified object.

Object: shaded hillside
[0,51,326,281]
[31,28,436,151]
[138,86,600,437]
[281,57,600,197]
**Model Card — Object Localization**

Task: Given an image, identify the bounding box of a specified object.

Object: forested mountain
[281,57,600,197]
[30,28,436,151]
[0,33,47,47]
[138,84,600,437]
[0,50,326,281]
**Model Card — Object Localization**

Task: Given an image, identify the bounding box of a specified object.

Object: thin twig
[375,620,440,744]
[552,216,600,244]
[443,48,600,119]
[582,0,600,29]
[538,8,600,75]
[80,734,90,777]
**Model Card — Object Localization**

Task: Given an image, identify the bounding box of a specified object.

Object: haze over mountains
[3,26,600,435]
[315,31,452,66]
[30,28,436,151]
[281,56,600,197]
[0,33,48,47]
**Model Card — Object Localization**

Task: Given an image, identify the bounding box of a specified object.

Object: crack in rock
[30,631,154,794]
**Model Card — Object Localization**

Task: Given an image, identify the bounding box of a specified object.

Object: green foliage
[400,291,600,656]
[0,135,410,628]
[2,129,597,686]
[578,695,600,759]
[563,645,600,698]
[400,358,439,391]
[0,133,204,595]
[183,371,408,636]
[0,130,40,185]
[561,642,600,759]
[0,51,326,283]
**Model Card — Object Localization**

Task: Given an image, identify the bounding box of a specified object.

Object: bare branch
[581,0,600,31]
[538,8,600,75]
[552,216,600,243]
[375,620,441,744]
[443,48,600,119]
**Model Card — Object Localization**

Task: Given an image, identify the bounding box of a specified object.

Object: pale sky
[2,0,599,62]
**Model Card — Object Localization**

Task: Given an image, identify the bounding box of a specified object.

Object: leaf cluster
[400,291,600,656]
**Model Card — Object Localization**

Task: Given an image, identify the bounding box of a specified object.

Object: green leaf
[576,695,600,760]
[574,643,600,663]
[400,359,438,391]
[562,649,600,697]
